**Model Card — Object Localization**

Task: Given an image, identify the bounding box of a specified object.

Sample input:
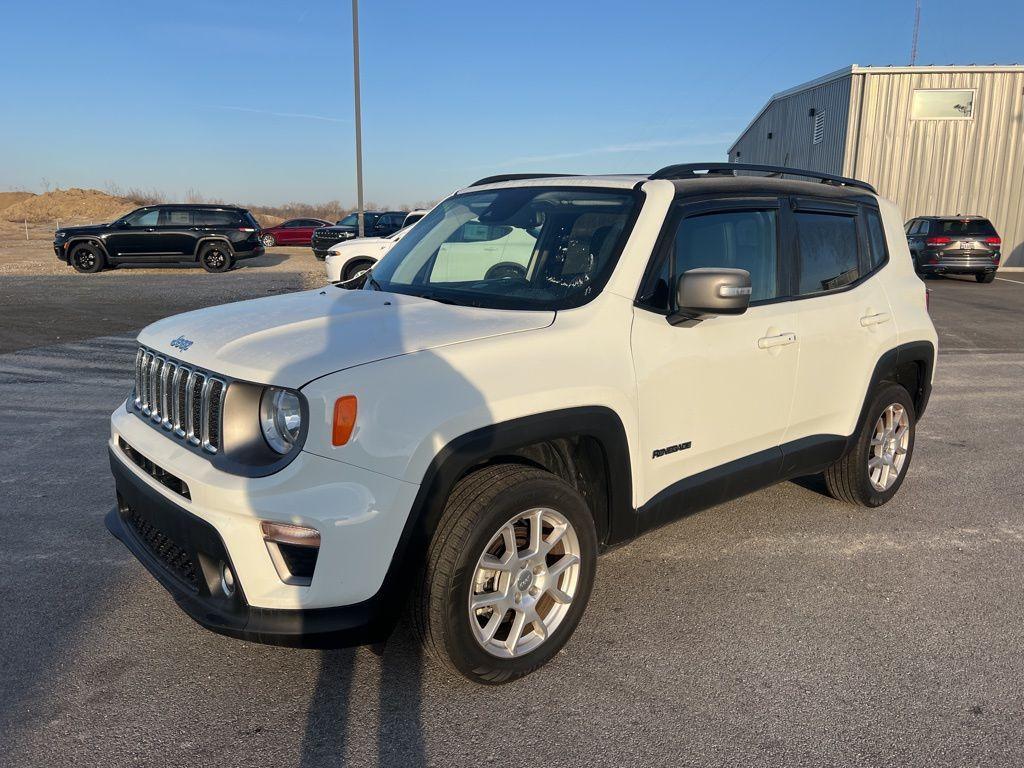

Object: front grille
[133,346,227,454]
[121,501,201,592]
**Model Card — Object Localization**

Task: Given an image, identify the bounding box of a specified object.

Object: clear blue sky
[2,0,1021,207]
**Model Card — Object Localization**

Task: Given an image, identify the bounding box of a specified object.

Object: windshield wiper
[367,273,383,291]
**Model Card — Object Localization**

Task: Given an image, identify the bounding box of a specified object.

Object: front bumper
[107,449,383,647]
[107,404,421,646]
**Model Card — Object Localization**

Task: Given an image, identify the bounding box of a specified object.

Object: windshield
[366,187,639,310]
[336,213,360,227]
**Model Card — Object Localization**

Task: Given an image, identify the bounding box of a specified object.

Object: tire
[199,242,234,273]
[414,464,598,684]
[823,383,916,507]
[342,259,374,282]
[976,272,995,283]
[260,233,276,247]
[69,242,106,273]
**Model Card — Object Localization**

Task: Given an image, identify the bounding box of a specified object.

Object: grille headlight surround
[260,387,303,454]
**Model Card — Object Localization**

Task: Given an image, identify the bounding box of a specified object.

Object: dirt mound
[0,192,36,213]
[2,188,136,225]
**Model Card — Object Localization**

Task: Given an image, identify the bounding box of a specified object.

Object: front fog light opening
[219,561,236,597]
[261,521,320,586]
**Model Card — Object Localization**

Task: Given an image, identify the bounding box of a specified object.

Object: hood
[318,225,359,234]
[57,223,109,236]
[137,288,554,389]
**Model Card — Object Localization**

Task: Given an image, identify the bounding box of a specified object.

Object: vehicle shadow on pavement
[298,627,426,766]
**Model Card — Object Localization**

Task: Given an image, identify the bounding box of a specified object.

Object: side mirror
[114,221,130,229]
[668,268,752,327]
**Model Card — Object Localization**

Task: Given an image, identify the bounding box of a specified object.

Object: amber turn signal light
[332,395,358,445]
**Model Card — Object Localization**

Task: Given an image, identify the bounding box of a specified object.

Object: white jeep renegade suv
[107,164,937,684]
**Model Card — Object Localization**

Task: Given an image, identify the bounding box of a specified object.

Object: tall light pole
[910,0,921,66]
[351,0,365,237]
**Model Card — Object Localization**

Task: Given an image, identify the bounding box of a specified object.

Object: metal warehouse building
[729,65,1024,268]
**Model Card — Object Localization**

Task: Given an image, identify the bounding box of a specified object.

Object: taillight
[238,227,256,233]
[925,236,951,246]
[985,236,1001,246]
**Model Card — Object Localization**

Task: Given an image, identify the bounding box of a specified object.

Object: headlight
[260,387,302,454]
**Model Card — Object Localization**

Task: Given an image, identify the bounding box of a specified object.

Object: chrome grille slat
[160,362,176,430]
[140,352,154,415]
[130,346,227,456]
[149,356,163,422]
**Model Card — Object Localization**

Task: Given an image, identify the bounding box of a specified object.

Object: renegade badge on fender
[106,163,937,684]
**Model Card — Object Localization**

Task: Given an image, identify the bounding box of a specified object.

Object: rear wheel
[414,464,598,684]
[823,383,916,507]
[260,233,276,247]
[976,272,995,283]
[199,242,233,273]
[70,243,106,273]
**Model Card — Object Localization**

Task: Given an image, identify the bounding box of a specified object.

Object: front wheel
[260,233,276,247]
[199,242,233,273]
[823,383,916,506]
[70,243,106,273]
[414,464,597,684]
[976,272,995,283]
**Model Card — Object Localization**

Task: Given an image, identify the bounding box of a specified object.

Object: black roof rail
[469,173,576,187]
[649,163,877,194]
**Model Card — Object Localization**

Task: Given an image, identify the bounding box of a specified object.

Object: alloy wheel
[468,507,582,658]
[868,403,910,491]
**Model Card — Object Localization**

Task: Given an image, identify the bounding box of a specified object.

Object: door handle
[860,312,891,327]
[757,332,797,349]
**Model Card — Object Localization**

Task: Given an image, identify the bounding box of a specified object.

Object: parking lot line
[996,276,1024,285]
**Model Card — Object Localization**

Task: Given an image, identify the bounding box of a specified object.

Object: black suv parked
[905,216,1001,283]
[311,211,407,258]
[54,204,264,274]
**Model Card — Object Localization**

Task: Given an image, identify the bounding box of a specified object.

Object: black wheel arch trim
[369,406,634,633]
[853,340,935,441]
[66,236,111,260]
[195,236,235,260]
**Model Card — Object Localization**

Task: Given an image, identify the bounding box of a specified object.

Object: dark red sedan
[259,218,333,247]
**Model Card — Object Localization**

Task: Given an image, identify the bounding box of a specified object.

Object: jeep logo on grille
[170,336,194,352]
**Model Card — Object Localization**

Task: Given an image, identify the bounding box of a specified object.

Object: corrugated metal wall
[728,76,852,176]
[847,69,1024,268]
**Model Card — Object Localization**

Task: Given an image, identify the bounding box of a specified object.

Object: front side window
[123,208,160,227]
[639,208,779,311]
[368,187,639,310]
[795,212,860,294]
[911,89,975,120]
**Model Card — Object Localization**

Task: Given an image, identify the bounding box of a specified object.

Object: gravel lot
[2,238,1023,767]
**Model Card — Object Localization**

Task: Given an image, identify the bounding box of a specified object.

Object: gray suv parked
[905,216,1001,283]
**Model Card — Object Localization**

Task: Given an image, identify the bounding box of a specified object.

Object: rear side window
[161,209,192,226]
[194,210,240,227]
[936,219,997,236]
[795,212,860,294]
[865,209,888,269]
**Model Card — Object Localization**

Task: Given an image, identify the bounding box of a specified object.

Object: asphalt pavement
[1,274,1023,767]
